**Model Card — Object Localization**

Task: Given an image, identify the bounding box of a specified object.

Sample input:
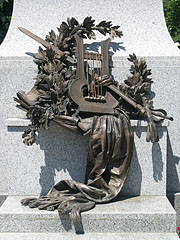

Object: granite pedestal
[0,0,179,239]
[0,195,178,239]
[5,118,168,196]
[0,233,179,240]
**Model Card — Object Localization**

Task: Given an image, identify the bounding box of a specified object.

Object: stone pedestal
[6,118,168,196]
[0,0,179,239]
[0,195,178,240]
[0,0,179,56]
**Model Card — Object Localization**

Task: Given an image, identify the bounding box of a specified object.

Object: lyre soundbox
[69,34,119,115]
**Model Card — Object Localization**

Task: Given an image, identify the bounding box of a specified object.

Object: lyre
[69,34,118,115]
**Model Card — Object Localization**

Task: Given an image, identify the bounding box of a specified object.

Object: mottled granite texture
[0,56,177,196]
[0,196,176,233]
[168,192,180,230]
[111,57,180,194]
[6,118,168,196]
[0,0,179,196]
[0,58,36,193]
[0,0,179,57]
[0,233,179,240]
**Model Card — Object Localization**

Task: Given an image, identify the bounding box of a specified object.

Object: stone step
[0,196,176,234]
[0,233,179,240]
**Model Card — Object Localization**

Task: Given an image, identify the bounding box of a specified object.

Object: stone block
[0,196,176,233]
[121,124,167,195]
[0,57,36,193]
[0,1,179,197]
[0,233,179,240]
[6,121,89,196]
[168,192,180,231]
[0,55,175,197]
[0,1,179,238]
[0,0,179,57]
[112,56,180,195]
[174,193,180,230]
[5,118,168,196]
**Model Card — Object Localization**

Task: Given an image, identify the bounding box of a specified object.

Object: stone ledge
[6,118,169,127]
[0,196,176,233]
[6,118,31,127]
[0,233,179,240]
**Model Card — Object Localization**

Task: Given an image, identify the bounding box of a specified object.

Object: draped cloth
[21,114,134,224]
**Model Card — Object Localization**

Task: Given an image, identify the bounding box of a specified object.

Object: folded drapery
[21,114,134,224]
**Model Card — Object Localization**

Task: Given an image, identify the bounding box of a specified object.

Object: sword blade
[18,27,75,64]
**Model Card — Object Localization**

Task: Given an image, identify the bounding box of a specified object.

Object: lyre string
[100,55,103,97]
[85,51,103,100]
[96,53,100,97]
[90,53,94,97]
[92,54,96,97]
[86,53,90,97]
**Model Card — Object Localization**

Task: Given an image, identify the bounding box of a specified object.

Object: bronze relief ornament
[14,17,173,224]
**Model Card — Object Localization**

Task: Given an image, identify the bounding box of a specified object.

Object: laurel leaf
[83,16,95,30]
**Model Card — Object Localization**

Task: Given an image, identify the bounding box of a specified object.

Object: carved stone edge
[6,118,170,127]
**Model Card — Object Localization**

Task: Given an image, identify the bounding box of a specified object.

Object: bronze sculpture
[14,17,173,224]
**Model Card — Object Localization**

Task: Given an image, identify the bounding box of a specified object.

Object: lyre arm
[74,34,85,79]
[101,38,111,75]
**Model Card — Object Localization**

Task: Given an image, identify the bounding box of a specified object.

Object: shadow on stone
[152,142,163,182]
[111,194,137,203]
[8,126,27,132]
[84,41,125,54]
[0,195,7,208]
[134,126,146,141]
[59,212,85,234]
[167,133,180,193]
[36,122,89,195]
[134,124,165,141]
[120,143,142,195]
[59,213,73,232]
[25,52,35,57]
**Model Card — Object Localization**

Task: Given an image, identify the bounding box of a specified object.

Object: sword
[18,27,76,64]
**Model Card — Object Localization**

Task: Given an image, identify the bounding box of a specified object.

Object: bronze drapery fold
[21,114,134,224]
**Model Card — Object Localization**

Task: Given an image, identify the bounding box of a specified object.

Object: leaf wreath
[119,53,153,105]
[14,17,123,145]
[15,17,171,145]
